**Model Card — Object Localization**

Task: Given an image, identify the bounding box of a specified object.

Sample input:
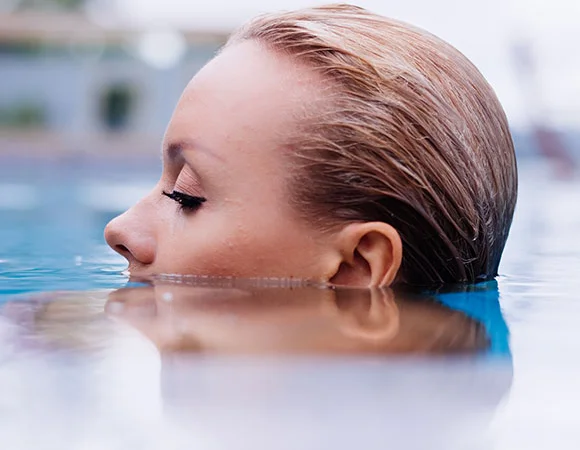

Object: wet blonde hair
[228,4,517,287]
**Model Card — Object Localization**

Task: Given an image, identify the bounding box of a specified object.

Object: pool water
[1,155,579,449]
[0,157,162,298]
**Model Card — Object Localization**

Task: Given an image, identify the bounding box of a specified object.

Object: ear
[329,222,402,287]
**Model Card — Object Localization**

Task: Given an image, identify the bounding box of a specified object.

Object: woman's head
[105,4,517,288]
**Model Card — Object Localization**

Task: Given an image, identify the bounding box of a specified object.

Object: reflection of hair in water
[333,288,490,353]
[432,279,510,356]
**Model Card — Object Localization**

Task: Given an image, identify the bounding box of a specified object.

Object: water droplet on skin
[161,292,173,302]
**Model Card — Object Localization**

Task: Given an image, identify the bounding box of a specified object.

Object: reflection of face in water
[1,284,512,450]
[104,284,490,355]
[102,284,508,450]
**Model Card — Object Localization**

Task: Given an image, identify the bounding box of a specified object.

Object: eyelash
[162,190,206,212]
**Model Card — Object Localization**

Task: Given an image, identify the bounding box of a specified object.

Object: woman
[105,4,517,288]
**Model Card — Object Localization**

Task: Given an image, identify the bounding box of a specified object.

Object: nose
[104,206,157,268]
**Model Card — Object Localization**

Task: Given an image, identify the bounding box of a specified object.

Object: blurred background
[0,0,578,159]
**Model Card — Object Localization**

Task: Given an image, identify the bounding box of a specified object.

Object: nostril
[116,244,130,256]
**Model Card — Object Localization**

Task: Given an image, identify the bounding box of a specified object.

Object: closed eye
[163,190,206,212]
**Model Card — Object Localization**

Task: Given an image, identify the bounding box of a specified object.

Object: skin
[105,41,402,287]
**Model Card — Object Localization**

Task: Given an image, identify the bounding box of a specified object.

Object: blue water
[0,156,160,298]
[1,154,580,449]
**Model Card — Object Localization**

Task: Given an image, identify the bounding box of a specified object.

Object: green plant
[16,0,88,11]
[0,102,46,129]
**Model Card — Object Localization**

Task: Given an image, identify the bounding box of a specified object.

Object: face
[105,41,335,281]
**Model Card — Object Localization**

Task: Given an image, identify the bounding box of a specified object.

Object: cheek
[153,207,326,278]
[155,218,244,276]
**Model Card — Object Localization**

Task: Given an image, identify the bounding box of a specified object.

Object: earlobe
[328,222,403,288]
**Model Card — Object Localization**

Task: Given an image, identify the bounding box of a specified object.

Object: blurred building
[0,9,228,155]
[1,3,577,163]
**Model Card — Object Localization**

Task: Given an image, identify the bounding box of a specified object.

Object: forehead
[166,41,318,155]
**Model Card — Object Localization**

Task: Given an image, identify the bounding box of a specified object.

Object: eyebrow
[162,139,221,162]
